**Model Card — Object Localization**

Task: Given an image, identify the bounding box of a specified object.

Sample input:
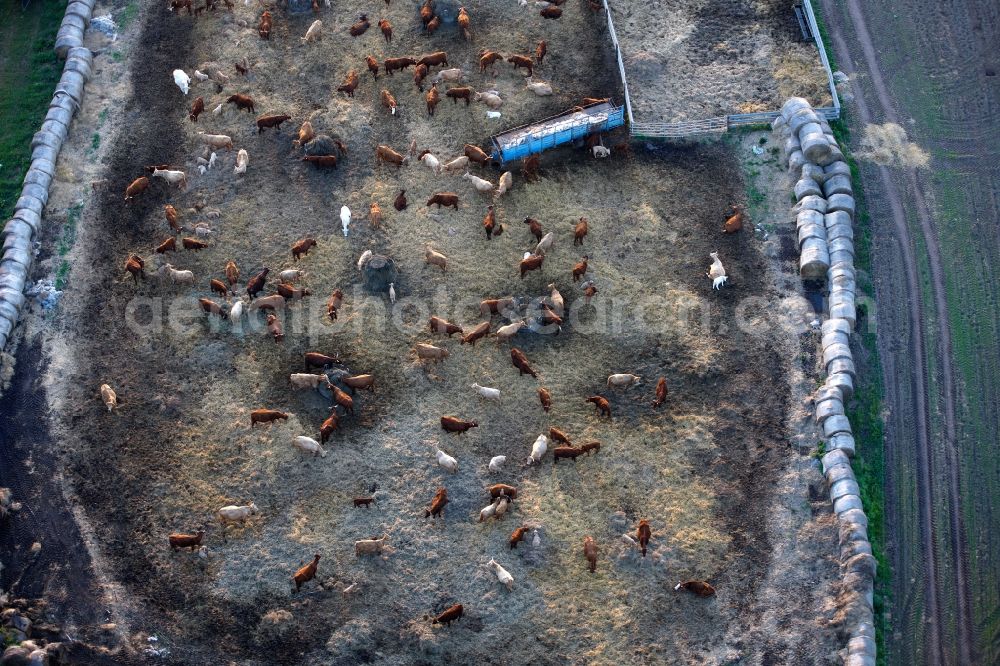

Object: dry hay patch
[856,122,931,169]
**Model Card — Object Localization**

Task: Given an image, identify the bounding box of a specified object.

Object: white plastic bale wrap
[801,162,826,184]
[65,1,95,22]
[783,135,801,157]
[799,237,830,278]
[801,131,833,163]
[55,26,84,58]
[781,97,812,118]
[60,12,88,32]
[771,114,786,132]
[823,341,853,366]
[827,193,857,217]
[830,303,858,327]
[32,144,61,166]
[39,119,70,142]
[816,396,845,422]
[63,57,94,81]
[14,195,45,217]
[23,168,54,191]
[822,449,851,475]
[822,317,852,337]
[797,195,828,214]
[834,494,863,515]
[796,209,825,229]
[824,174,853,197]
[840,508,869,529]
[827,431,857,456]
[787,107,821,134]
[11,210,42,237]
[798,222,827,248]
[823,414,853,438]
[824,160,852,179]
[830,289,855,310]
[50,94,80,116]
[822,329,850,350]
[31,130,63,152]
[794,178,822,199]
[830,478,861,501]
[30,157,57,178]
[20,183,50,208]
[796,121,823,142]
[787,150,806,173]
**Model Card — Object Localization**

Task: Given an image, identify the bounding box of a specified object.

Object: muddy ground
[2,1,845,663]
[609,0,832,121]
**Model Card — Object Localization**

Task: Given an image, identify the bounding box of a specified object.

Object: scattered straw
[856,122,931,169]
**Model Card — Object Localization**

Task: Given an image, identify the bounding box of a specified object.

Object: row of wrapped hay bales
[0,4,96,356]
[774,98,876,666]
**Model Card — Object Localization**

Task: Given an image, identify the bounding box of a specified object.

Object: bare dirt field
[2,1,847,663]
[609,0,831,121]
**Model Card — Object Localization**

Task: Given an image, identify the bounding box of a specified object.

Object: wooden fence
[600,0,841,139]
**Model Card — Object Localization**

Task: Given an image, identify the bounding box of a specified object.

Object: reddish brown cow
[343,374,375,392]
[430,316,463,336]
[183,237,208,251]
[250,408,288,427]
[523,217,543,241]
[521,155,540,183]
[479,50,502,73]
[548,427,572,446]
[653,377,668,407]
[246,267,269,299]
[426,192,459,210]
[535,40,547,66]
[464,144,491,166]
[509,526,530,549]
[326,289,343,320]
[349,15,370,36]
[441,416,478,433]
[424,487,449,519]
[723,205,744,234]
[461,321,490,345]
[124,176,149,202]
[446,86,473,105]
[338,70,360,97]
[510,348,537,378]
[302,155,338,169]
[276,283,311,300]
[305,351,338,370]
[676,581,716,597]
[574,217,588,245]
[189,96,205,122]
[637,520,651,557]
[266,313,284,343]
[583,536,598,572]
[413,63,429,90]
[226,93,255,113]
[293,554,320,592]
[365,55,380,80]
[580,441,601,456]
[480,296,514,316]
[292,237,317,261]
[519,253,544,279]
[330,385,354,414]
[482,205,497,240]
[376,144,407,166]
[257,114,291,133]
[210,278,229,297]
[489,484,517,499]
[425,15,441,33]
[320,412,339,443]
[433,604,463,626]
[507,54,533,76]
[384,57,417,75]
[540,5,562,18]
[572,256,589,282]
[586,395,611,418]
[426,83,441,116]
[378,18,392,43]
[165,205,180,231]
[169,530,204,552]
[223,260,239,286]
[418,51,449,68]
[394,189,408,211]
[155,237,177,254]
[538,387,552,412]
[553,446,585,463]
[258,11,271,39]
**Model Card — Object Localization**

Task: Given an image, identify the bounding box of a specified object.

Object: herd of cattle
[104,0,724,628]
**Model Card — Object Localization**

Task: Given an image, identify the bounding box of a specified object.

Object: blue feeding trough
[490,101,625,164]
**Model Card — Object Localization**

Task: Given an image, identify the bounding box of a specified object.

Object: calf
[548,427,572,446]
[572,256,589,282]
[519,253,544,279]
[189,96,205,122]
[441,416,477,433]
[415,343,449,361]
[510,348,537,378]
[483,205,498,239]
[637,520,651,557]
[675,580,716,597]
[580,441,601,456]
[276,283,310,300]
[266,314,284,342]
[480,297,514,317]
[523,217,543,242]
[653,377,668,407]
[538,387,552,412]
[338,70,360,97]
[426,192,459,210]
[330,384,354,414]
[326,289,343,320]
[553,446,585,463]
[320,412,339,444]
[413,63,429,91]
[464,144,491,166]
[353,497,375,508]
[507,54,534,77]
[292,237,318,261]
[723,205,743,234]
[394,190,407,211]
[381,89,398,115]
[257,114,291,133]
[509,526,530,549]
[155,237,177,254]
[250,409,289,427]
[574,217,588,245]
[540,6,562,18]
[425,246,448,271]
[343,374,375,392]
[210,278,229,297]
[199,298,225,317]
[169,530,204,552]
[355,535,389,556]
[586,395,611,418]
[305,352,338,370]
[522,155,540,183]
[183,237,208,251]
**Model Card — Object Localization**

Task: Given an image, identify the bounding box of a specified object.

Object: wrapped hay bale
[794,178,822,200]
[840,508,869,529]
[788,149,806,173]
[823,173,853,197]
[780,97,812,118]
[827,193,856,217]
[830,477,861,501]
[797,222,827,249]
[796,194,828,214]
[823,414,853,438]
[787,107,821,134]
[824,160,852,179]
[834,494,863,514]
[816,395,845,422]
[801,162,826,183]
[796,208,825,229]
[799,237,830,278]
[821,448,850,475]
[801,130,833,163]
[827,356,857,379]
[361,255,397,292]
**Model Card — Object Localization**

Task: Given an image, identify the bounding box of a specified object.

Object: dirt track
[820,0,1000,663]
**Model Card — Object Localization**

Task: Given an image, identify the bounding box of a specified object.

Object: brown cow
[257,114,291,133]
[426,192,459,210]
[258,11,271,39]
[330,384,354,414]
[226,93,255,113]
[430,316,463,336]
[250,408,288,427]
[305,351,338,370]
[441,416,478,433]
[460,321,490,345]
[293,554,320,592]
[723,205,744,234]
[164,205,180,232]
[572,255,589,282]
[338,70,360,97]
[489,484,517,500]
[653,377,668,407]
[419,0,434,26]
[234,59,248,76]
[155,237,177,254]
[511,348,537,378]
[580,441,601,456]
[519,253,544,279]
[124,176,149,202]
[507,54,533,77]
[586,395,611,418]
[425,15,441,33]
[548,427,572,446]
[540,5,562,18]
[509,526,530,549]
[483,205,497,240]
[535,40,547,66]
[221,260,238,287]
[320,412,339,443]
[370,202,383,228]
[424,487,448,519]
[378,18,392,43]
[394,190,407,211]
[384,57,417,75]
[276,283,311,300]
[523,217,543,241]
[325,289,343,320]
[583,282,598,305]
[247,267,269,299]
[521,155,540,183]
[457,6,470,40]
[418,51,449,68]
[464,144,491,166]
[210,278,229,297]
[294,122,315,148]
[292,238,317,261]
[582,97,610,106]
[353,497,375,508]
[637,520,651,557]
[302,155,338,169]
[574,217,588,245]
[381,89,398,115]
[553,446,585,463]
[479,50,502,73]
[183,237,208,251]
[675,580,716,597]
[349,15,370,36]
[343,374,375,392]
[413,63,429,91]
[365,55,380,80]
[480,296,514,317]
[426,83,441,116]
[538,387,552,412]
[168,530,204,552]
[376,144,407,166]
[189,96,205,122]
[583,536,598,572]
[266,313,284,343]
[446,86,472,106]
[433,604,463,626]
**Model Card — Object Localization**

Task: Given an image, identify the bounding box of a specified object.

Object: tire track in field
[822,0,975,662]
